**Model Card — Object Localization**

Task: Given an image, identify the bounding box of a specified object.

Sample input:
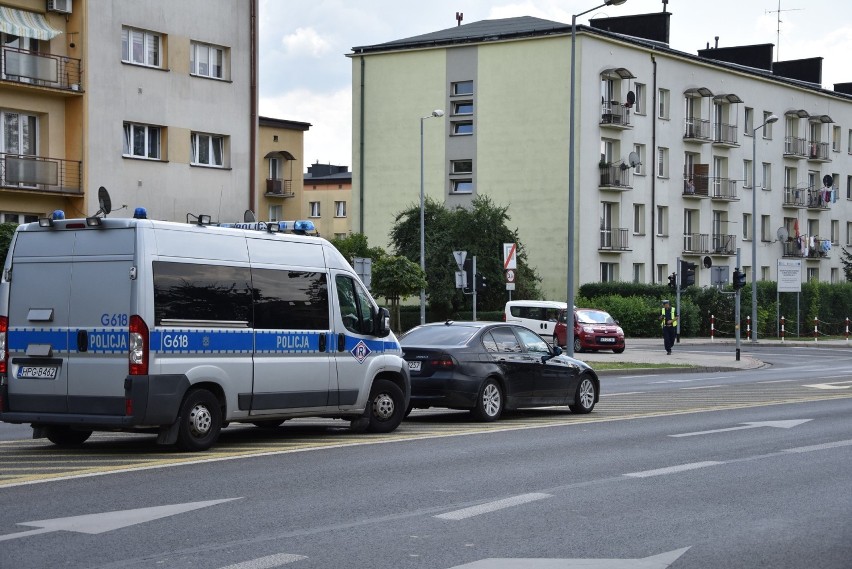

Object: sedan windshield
[576,310,615,325]
[400,325,478,346]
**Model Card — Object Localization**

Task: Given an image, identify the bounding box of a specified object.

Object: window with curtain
[121,27,162,67]
[122,123,161,159]
[190,41,227,79]
[190,132,225,167]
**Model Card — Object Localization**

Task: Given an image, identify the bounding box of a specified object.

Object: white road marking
[680,385,722,390]
[624,461,723,478]
[219,553,307,569]
[601,392,645,397]
[669,419,811,438]
[804,381,852,390]
[758,380,793,384]
[447,547,691,568]
[783,439,852,453]
[435,493,550,521]
[653,378,706,384]
[619,375,659,379]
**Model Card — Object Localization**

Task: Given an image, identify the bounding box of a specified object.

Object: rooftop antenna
[661,0,668,13]
[456,12,463,26]
[766,0,802,61]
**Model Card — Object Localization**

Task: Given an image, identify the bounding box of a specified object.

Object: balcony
[710,177,738,201]
[598,163,632,191]
[783,136,807,159]
[782,186,806,208]
[806,188,829,210]
[712,123,739,147]
[599,227,630,252]
[1,153,82,195]
[683,118,711,143]
[599,101,631,130]
[265,178,294,198]
[1,47,82,93]
[807,141,830,162]
[711,233,736,255]
[682,233,709,254]
[783,239,831,259]
[682,175,709,199]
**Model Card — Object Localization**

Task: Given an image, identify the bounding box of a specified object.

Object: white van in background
[504,300,568,338]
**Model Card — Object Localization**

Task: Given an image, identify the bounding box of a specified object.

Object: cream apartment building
[349,11,852,300]
[1,0,256,225]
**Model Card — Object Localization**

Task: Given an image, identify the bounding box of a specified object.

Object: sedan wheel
[569,375,596,414]
[471,379,503,422]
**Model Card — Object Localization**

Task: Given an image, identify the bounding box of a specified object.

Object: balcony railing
[683,118,711,141]
[807,141,830,161]
[710,177,738,200]
[600,101,631,127]
[599,227,629,251]
[783,186,806,207]
[598,164,632,189]
[784,136,807,158]
[265,178,294,197]
[682,175,709,197]
[807,188,829,209]
[713,123,739,146]
[783,239,831,259]
[1,153,82,195]
[1,47,82,91]
[712,233,736,255]
[683,233,709,253]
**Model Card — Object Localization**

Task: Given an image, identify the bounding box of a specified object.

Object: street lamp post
[750,114,778,343]
[567,0,627,357]
[420,109,444,326]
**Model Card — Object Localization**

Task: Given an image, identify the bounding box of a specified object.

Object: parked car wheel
[569,375,596,414]
[366,379,405,433]
[471,378,503,422]
[552,334,561,348]
[176,389,222,451]
[45,427,92,447]
[613,346,625,354]
[573,337,583,354]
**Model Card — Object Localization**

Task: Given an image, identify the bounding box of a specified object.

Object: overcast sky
[258,0,852,169]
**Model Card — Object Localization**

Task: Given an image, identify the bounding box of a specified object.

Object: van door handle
[338,333,346,352]
[77,330,88,352]
[319,333,327,353]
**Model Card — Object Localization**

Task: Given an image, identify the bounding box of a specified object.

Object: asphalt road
[0,344,849,569]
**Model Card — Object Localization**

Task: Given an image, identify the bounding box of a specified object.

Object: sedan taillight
[430,355,455,370]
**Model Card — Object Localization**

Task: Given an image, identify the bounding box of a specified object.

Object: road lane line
[680,385,722,390]
[219,553,307,569]
[601,392,645,397]
[782,439,852,454]
[435,493,550,520]
[623,461,724,478]
[758,380,793,384]
[619,375,659,379]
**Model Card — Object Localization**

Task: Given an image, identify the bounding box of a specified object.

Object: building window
[657,147,669,178]
[190,132,225,167]
[847,222,852,245]
[269,157,280,179]
[634,83,645,115]
[632,144,645,175]
[656,205,668,237]
[743,159,752,188]
[632,263,644,283]
[334,201,346,218]
[633,204,645,235]
[451,159,472,174]
[744,107,753,136]
[743,213,751,241]
[806,267,819,282]
[122,122,161,159]
[762,111,774,139]
[309,202,320,217]
[600,262,617,282]
[268,205,282,222]
[1,110,38,157]
[832,125,841,152]
[658,88,670,120]
[452,80,473,96]
[831,268,839,283]
[762,163,771,190]
[191,41,227,79]
[121,26,162,68]
[452,121,473,136]
[761,215,771,242]
[848,175,852,199]
[451,179,473,194]
[452,101,473,115]
[831,219,839,244]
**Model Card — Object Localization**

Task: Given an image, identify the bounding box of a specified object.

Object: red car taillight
[430,355,455,370]
[0,315,7,376]
[128,315,149,376]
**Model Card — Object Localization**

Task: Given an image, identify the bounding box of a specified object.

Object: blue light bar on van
[219,220,317,235]
[38,210,65,227]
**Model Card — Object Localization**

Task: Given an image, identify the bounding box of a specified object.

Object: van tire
[176,389,222,451]
[45,427,92,447]
[366,379,405,433]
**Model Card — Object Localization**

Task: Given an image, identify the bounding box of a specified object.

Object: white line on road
[758,380,793,384]
[670,420,811,438]
[619,375,659,379]
[782,439,852,454]
[600,392,645,397]
[653,378,706,384]
[435,493,551,521]
[219,553,307,569]
[680,385,722,390]
[624,461,723,478]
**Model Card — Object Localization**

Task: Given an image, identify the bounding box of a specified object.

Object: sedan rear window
[400,325,478,346]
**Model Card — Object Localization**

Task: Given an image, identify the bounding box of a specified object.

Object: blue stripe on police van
[8,328,69,352]
[255,330,322,353]
[151,329,254,354]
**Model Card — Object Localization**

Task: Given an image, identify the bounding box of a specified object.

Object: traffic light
[463,258,473,293]
[733,268,747,290]
[475,272,487,292]
[679,260,696,287]
[667,273,677,290]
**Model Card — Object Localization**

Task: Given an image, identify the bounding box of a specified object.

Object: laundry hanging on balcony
[0,6,63,41]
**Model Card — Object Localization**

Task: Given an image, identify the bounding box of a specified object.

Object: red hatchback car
[554,308,625,354]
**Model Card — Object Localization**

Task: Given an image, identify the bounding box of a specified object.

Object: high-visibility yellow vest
[661,307,677,327]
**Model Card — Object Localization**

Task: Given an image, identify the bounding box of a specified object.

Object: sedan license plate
[17,365,59,379]
[408,361,421,372]
[599,337,616,343]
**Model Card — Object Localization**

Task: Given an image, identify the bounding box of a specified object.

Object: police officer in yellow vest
[660,299,677,354]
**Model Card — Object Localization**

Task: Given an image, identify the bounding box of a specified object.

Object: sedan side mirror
[541,345,562,363]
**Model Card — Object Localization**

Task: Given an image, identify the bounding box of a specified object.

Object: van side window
[335,275,375,335]
[253,270,329,330]
[153,261,252,325]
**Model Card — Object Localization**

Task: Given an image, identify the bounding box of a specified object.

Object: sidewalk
[573,336,850,374]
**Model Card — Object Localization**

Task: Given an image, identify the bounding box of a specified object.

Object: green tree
[370,255,426,331]
[0,223,17,266]
[841,246,852,282]
[329,232,386,265]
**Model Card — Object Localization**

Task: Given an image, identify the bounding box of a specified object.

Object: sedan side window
[514,326,549,354]
[481,331,499,353]
[490,327,522,353]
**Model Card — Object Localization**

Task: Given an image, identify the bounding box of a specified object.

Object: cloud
[280,27,333,58]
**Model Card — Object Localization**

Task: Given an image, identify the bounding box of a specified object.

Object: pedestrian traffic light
[475,272,487,292]
[733,267,746,290]
[463,258,473,293]
[667,273,677,290]
[679,260,696,287]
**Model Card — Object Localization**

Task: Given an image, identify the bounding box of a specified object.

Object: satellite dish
[777,227,789,241]
[822,174,833,188]
[625,90,636,108]
[703,256,712,269]
[96,186,112,217]
[244,209,256,222]
[628,151,641,167]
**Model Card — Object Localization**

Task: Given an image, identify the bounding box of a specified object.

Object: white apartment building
[350,10,852,300]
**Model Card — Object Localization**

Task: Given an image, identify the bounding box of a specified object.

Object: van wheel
[366,379,405,433]
[45,427,92,447]
[176,389,222,451]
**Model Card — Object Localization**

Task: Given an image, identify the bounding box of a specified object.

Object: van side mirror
[375,307,391,337]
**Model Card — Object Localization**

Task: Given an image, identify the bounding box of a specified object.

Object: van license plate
[408,361,421,372]
[17,366,58,379]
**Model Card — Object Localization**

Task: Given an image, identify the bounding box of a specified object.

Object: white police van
[0,209,410,451]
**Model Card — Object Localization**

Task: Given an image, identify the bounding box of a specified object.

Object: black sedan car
[400,321,599,421]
